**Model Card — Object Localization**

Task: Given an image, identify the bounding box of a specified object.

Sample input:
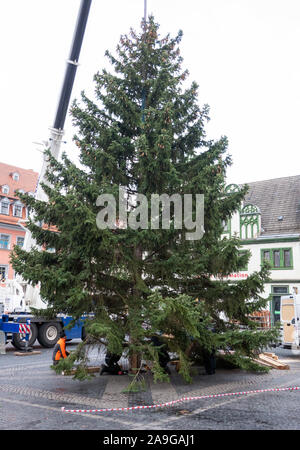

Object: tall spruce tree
[12,17,278,382]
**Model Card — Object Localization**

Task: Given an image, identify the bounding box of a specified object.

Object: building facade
[0,162,39,281]
[223,176,300,325]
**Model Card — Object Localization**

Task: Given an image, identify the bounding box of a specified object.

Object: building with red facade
[0,162,39,282]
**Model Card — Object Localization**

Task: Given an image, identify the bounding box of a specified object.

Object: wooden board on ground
[253,358,273,368]
[256,353,289,370]
[262,352,279,360]
[14,351,41,357]
[217,349,286,369]
[62,366,100,376]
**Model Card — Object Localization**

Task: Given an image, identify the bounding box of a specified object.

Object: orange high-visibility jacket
[52,337,68,361]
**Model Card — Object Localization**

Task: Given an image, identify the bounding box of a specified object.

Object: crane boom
[20,0,92,310]
[36,0,92,202]
[53,0,92,132]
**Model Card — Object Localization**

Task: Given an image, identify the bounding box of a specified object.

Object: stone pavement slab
[1,342,300,431]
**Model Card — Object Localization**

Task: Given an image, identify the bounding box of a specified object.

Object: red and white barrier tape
[61,386,300,413]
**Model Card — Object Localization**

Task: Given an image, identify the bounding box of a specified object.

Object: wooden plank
[14,351,41,357]
[254,358,284,369]
[258,354,289,370]
[63,365,100,376]
[258,356,282,367]
[253,358,274,367]
[258,354,285,365]
[263,352,278,360]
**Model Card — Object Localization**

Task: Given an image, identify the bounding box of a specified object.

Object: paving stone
[1,341,300,430]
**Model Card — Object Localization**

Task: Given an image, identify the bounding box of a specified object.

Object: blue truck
[0,312,86,350]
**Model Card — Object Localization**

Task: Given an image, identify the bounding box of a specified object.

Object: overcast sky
[1,0,300,185]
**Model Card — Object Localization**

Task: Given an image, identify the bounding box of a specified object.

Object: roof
[243,175,300,236]
[0,162,38,200]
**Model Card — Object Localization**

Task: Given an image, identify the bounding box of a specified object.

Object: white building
[223,175,300,325]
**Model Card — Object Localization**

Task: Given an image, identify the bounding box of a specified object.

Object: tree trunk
[129,352,141,374]
[129,245,143,374]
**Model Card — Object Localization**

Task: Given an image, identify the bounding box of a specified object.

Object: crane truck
[0,0,92,351]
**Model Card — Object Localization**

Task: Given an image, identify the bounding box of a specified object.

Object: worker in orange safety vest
[52,331,70,365]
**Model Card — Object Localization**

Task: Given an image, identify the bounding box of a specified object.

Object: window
[240,204,261,239]
[222,219,231,235]
[13,201,23,217]
[273,286,289,294]
[14,205,22,217]
[0,265,7,281]
[12,172,19,181]
[16,236,24,247]
[284,250,291,267]
[239,250,249,271]
[273,250,280,268]
[261,248,293,269]
[0,234,10,250]
[2,185,9,194]
[225,184,240,194]
[0,198,10,215]
[262,250,270,262]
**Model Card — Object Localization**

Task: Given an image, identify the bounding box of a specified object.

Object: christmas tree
[11,17,278,383]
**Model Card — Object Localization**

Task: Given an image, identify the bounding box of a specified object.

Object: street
[1,341,300,435]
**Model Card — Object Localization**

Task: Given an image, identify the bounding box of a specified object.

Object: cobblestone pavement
[1,341,300,431]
